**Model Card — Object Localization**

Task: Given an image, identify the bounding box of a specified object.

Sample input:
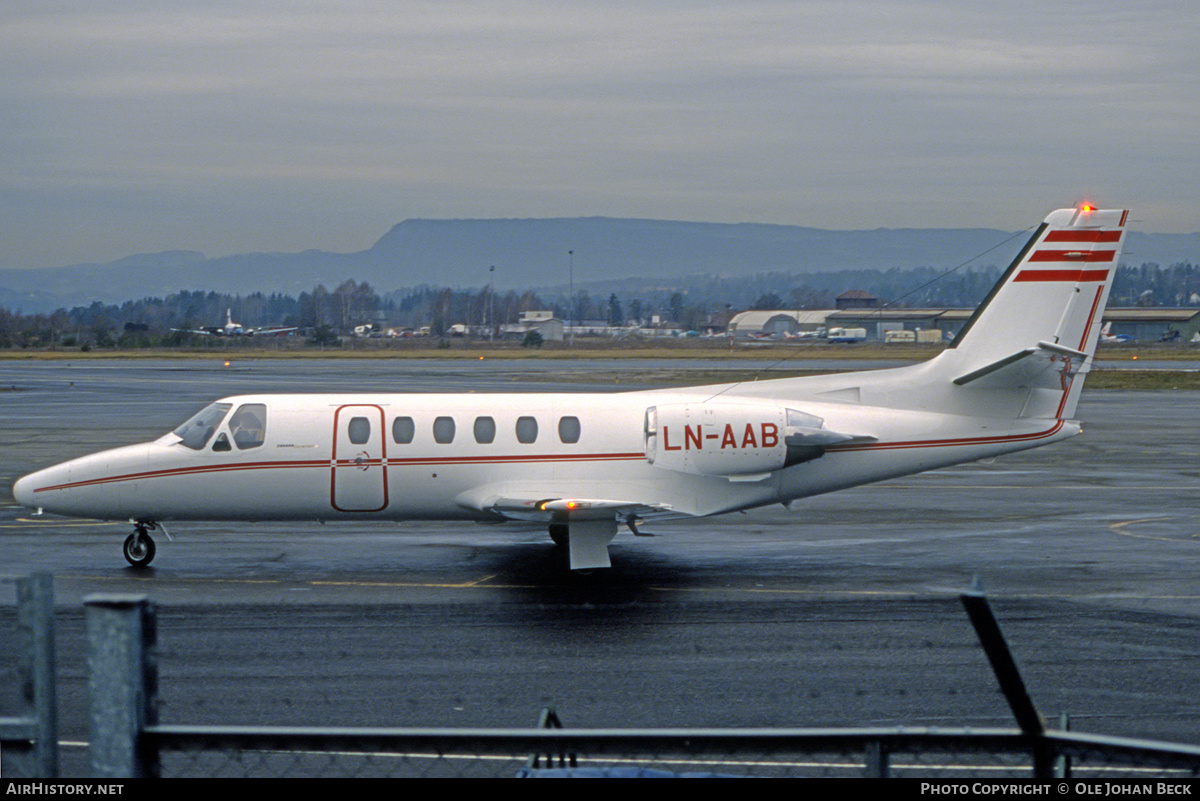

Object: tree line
[1,263,1197,349]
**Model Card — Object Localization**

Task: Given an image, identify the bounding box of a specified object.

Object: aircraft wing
[456,490,680,524]
[169,323,297,336]
[457,490,681,568]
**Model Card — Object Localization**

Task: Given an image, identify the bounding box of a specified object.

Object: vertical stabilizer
[943,206,1128,419]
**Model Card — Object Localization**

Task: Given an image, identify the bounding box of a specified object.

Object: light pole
[488,265,495,342]
[567,250,574,346]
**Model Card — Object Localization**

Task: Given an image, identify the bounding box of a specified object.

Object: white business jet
[13,205,1129,570]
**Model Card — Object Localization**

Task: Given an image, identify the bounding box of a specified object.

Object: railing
[4,574,1200,778]
[0,573,58,777]
[141,724,1200,779]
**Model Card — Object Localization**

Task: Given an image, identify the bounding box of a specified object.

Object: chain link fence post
[1,572,59,777]
[85,594,159,778]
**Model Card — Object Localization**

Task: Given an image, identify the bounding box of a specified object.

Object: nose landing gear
[123,521,159,568]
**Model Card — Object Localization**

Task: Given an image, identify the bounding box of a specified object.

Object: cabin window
[173,402,232,450]
[433,416,456,444]
[347,416,371,445]
[473,416,496,444]
[515,416,538,444]
[558,416,581,444]
[229,403,267,449]
[392,416,415,444]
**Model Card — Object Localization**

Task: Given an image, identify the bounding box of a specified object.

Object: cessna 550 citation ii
[13,205,1129,571]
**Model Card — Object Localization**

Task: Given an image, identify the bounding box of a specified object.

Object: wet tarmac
[1,358,1198,770]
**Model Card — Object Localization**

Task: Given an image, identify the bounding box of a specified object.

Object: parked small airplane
[13,205,1129,570]
[173,309,297,337]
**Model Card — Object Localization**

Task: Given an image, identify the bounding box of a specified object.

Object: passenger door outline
[331,404,388,512]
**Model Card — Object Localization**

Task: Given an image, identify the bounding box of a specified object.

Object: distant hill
[2,217,1197,313]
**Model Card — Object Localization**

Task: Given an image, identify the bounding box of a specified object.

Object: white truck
[826,327,867,343]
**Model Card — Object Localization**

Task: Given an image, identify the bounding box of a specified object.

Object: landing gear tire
[123,530,156,568]
[548,522,568,547]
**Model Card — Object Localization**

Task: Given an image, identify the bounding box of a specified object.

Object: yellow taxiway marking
[1109,516,1198,543]
[35,572,1200,602]
[46,572,542,591]
[0,518,119,529]
[313,574,503,589]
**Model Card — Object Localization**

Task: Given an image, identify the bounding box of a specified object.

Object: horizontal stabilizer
[953,341,1087,390]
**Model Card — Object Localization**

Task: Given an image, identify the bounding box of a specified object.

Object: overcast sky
[3,0,1198,270]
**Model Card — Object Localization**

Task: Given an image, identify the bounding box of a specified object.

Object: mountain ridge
[2,217,1197,314]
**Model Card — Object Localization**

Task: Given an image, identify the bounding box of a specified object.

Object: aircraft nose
[12,441,162,520]
[12,472,39,510]
[12,463,72,513]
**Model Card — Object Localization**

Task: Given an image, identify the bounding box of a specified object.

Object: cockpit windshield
[173,402,232,450]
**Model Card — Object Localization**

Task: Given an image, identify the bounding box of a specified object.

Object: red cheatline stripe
[1013,269,1110,283]
[827,421,1065,453]
[1029,250,1115,262]
[31,454,647,492]
[32,425,1072,495]
[388,452,645,467]
[1044,230,1122,243]
[33,459,328,492]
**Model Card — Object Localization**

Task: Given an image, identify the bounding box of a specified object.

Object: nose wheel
[123,523,158,568]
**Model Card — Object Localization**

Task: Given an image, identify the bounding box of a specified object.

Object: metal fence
[0,573,57,778]
[4,573,1200,779]
[144,725,1200,779]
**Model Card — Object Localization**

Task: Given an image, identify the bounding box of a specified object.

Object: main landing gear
[547,515,651,570]
[546,518,617,570]
[123,521,159,568]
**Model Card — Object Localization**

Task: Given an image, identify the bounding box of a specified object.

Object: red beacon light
[1079,203,1096,212]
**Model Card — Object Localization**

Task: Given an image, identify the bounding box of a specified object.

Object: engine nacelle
[644,403,849,478]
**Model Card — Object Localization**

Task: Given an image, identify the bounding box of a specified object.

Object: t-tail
[752,205,1131,424]
[933,205,1129,420]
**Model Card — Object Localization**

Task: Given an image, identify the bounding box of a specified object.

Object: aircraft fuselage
[13,387,1074,525]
